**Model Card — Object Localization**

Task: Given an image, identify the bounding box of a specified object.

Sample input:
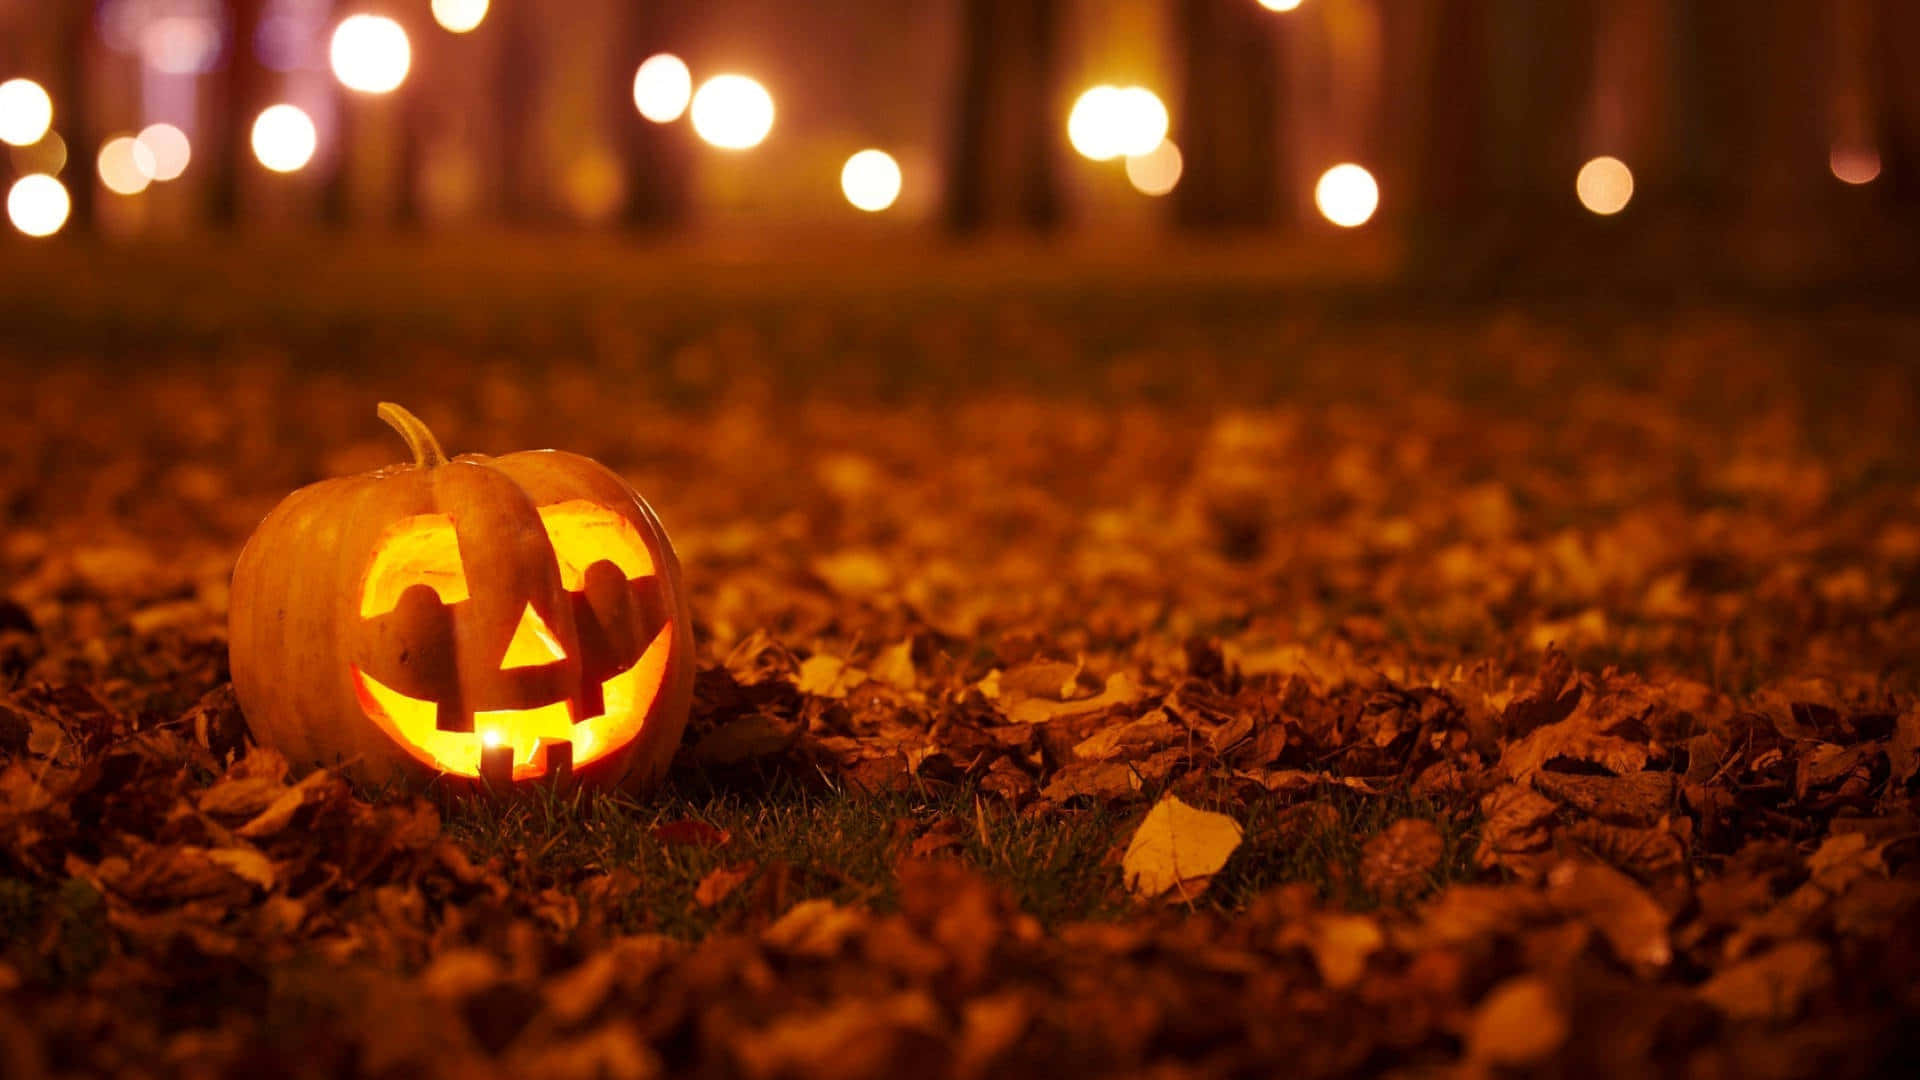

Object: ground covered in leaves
[4,265,1920,1077]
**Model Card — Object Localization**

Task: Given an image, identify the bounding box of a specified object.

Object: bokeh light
[1830,146,1881,186]
[9,131,67,176]
[98,135,158,196]
[251,104,317,173]
[330,14,410,94]
[841,149,902,212]
[8,174,71,237]
[1575,155,1633,215]
[1315,163,1379,227]
[137,123,192,182]
[690,75,774,150]
[431,0,489,34]
[0,79,54,148]
[1258,1,1306,11]
[633,54,693,124]
[1125,139,1183,196]
[1068,85,1169,162]
[141,11,224,74]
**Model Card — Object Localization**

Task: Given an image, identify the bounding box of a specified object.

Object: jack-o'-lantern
[228,403,694,790]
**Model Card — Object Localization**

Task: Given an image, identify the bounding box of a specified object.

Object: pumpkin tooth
[480,742,514,787]
[541,738,574,786]
[436,699,473,733]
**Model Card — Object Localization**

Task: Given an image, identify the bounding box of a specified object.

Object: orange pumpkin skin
[228,405,694,791]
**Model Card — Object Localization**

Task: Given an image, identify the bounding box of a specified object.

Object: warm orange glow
[1125,139,1183,196]
[1315,163,1379,227]
[1258,0,1305,10]
[1830,146,1881,186]
[331,14,411,94]
[359,512,468,617]
[354,621,672,780]
[97,135,157,196]
[690,75,774,150]
[634,54,693,124]
[536,500,658,584]
[1576,156,1633,215]
[352,498,669,780]
[500,604,566,669]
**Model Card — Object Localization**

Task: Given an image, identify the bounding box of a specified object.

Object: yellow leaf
[1122,795,1243,899]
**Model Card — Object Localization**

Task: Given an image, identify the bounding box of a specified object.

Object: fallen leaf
[1468,976,1568,1066]
[1360,818,1444,902]
[694,864,755,908]
[1122,795,1243,899]
[1697,941,1832,1021]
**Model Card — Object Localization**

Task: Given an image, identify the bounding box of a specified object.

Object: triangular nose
[500,603,566,669]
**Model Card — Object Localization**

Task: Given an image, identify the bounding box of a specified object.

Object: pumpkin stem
[377,403,449,468]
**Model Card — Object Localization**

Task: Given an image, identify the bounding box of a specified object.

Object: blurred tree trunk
[52,1,94,232]
[211,0,269,228]
[946,0,1063,233]
[1872,0,1920,205]
[1409,0,1490,223]
[497,0,544,223]
[1174,0,1283,229]
[612,0,692,230]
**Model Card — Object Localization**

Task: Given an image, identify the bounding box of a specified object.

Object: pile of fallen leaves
[4,296,1920,1077]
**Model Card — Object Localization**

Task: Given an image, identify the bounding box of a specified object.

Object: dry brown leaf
[1467,976,1568,1066]
[1547,860,1672,971]
[694,864,755,908]
[1697,941,1832,1021]
[1359,818,1444,902]
[1121,795,1243,899]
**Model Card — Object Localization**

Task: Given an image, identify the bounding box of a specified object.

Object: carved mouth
[352,621,673,782]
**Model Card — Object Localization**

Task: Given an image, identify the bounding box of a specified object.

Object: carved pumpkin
[228,403,694,790]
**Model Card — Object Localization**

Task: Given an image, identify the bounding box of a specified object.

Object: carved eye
[360,512,468,617]
[500,604,566,669]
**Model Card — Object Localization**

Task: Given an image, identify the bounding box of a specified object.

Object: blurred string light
[9,131,67,176]
[690,75,774,150]
[633,54,693,123]
[252,104,317,172]
[330,14,410,94]
[1575,155,1633,215]
[431,0,489,34]
[1830,146,1880,185]
[1315,163,1379,227]
[1068,85,1168,162]
[0,79,54,147]
[8,174,71,237]
[841,149,902,212]
[137,123,191,181]
[97,0,223,72]
[142,5,225,74]
[1125,139,1183,196]
[1258,0,1306,11]
[98,135,159,196]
